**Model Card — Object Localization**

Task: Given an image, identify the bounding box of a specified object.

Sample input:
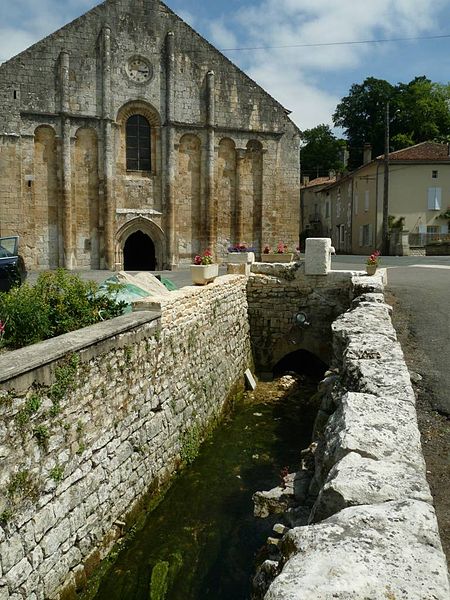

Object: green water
[91,379,318,600]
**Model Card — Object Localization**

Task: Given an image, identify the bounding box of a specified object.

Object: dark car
[0,236,27,292]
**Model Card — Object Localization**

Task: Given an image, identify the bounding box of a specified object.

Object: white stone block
[305,238,333,275]
[265,500,450,600]
[311,452,432,522]
[245,368,257,390]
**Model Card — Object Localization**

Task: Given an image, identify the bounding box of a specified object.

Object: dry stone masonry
[0,275,252,599]
[247,261,357,373]
[257,275,450,600]
[0,253,448,599]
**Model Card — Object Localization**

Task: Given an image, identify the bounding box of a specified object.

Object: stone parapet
[262,277,450,599]
[0,276,252,599]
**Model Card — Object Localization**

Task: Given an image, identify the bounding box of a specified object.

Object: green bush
[0,283,50,347]
[0,269,126,349]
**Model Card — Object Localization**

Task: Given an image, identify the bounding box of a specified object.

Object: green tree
[333,77,395,169]
[333,76,450,168]
[300,124,346,179]
[393,77,450,145]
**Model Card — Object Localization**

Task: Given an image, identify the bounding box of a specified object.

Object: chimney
[302,175,310,186]
[339,147,349,169]
[363,143,372,165]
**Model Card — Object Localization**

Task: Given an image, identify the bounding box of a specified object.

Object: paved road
[332,255,450,415]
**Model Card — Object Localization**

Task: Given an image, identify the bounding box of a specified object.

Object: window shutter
[428,187,442,210]
[368,223,373,245]
[354,193,358,215]
[418,224,426,234]
[364,191,370,212]
[441,224,448,234]
[436,188,442,210]
[359,226,363,247]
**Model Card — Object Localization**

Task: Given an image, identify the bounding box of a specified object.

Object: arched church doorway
[123,231,156,271]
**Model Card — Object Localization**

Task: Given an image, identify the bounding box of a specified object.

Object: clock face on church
[126,57,152,83]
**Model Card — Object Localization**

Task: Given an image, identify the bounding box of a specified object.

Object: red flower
[194,249,213,265]
[366,250,381,266]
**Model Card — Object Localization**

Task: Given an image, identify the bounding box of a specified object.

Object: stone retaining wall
[263,273,450,599]
[0,275,252,600]
[247,263,357,374]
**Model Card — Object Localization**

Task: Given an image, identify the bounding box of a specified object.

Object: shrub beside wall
[0,275,252,600]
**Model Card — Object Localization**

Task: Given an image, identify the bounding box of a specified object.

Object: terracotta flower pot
[366,264,377,276]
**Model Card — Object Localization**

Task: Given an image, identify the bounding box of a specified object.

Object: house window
[126,114,151,171]
[427,187,441,211]
[354,193,359,215]
[364,191,370,212]
[325,201,330,218]
[359,224,373,247]
[339,224,345,244]
[432,170,438,179]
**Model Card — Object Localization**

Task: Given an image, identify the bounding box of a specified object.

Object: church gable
[0,0,296,134]
[0,0,301,273]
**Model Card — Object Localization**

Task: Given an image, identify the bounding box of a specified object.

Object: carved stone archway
[115,217,165,271]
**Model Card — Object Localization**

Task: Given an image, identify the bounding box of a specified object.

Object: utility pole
[382,102,390,255]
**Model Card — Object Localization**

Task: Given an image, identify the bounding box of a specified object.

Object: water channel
[87,374,321,600]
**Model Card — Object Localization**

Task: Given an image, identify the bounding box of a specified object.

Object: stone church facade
[0,0,301,271]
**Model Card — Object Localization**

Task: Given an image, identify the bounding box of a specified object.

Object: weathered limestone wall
[0,275,252,600]
[0,0,301,270]
[247,263,356,373]
[263,274,450,599]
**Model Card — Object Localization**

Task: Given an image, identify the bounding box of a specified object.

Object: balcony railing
[408,232,450,247]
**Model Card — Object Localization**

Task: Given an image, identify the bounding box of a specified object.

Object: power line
[218,33,450,53]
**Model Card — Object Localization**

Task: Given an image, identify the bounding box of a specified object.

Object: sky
[1,0,450,132]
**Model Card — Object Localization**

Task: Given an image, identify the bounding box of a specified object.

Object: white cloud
[0,0,97,63]
[208,20,238,50]
[209,0,449,129]
[176,9,196,28]
[2,0,448,130]
[0,28,38,63]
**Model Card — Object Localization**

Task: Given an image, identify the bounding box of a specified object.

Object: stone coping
[0,311,160,384]
[261,273,449,599]
[132,274,246,311]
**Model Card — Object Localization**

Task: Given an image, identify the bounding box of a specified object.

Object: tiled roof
[317,141,450,193]
[378,141,450,161]
[301,176,336,189]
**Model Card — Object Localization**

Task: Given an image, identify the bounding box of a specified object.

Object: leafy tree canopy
[300,124,346,180]
[333,76,450,169]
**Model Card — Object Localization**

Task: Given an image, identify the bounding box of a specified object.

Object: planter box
[190,264,219,285]
[261,253,294,263]
[227,252,255,264]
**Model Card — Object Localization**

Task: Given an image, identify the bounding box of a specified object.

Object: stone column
[59,50,74,269]
[165,31,176,269]
[102,26,115,270]
[206,70,216,254]
[235,148,247,245]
